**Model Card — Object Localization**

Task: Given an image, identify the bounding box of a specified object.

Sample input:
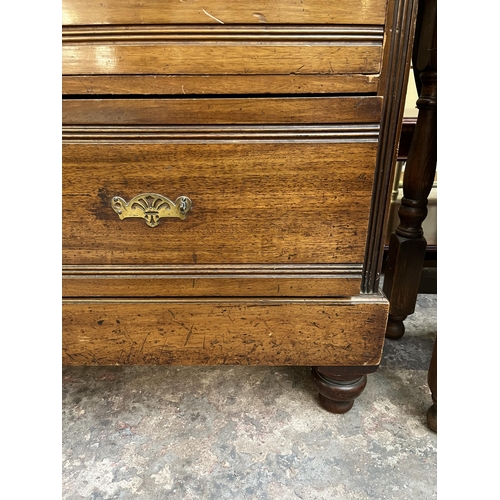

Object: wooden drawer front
[63,26,383,77]
[62,97,382,126]
[63,0,388,26]
[62,298,389,366]
[63,74,380,96]
[63,139,377,266]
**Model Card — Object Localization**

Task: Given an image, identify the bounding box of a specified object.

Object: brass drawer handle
[111,193,192,228]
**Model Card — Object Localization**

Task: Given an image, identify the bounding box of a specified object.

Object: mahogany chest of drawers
[62,0,416,412]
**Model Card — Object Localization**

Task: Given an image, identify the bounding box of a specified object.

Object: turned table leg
[311,366,377,413]
[383,0,437,340]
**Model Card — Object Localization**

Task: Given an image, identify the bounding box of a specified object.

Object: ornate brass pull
[111,193,192,227]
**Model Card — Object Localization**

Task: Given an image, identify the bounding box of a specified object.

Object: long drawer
[62,96,382,125]
[63,27,384,76]
[63,137,377,266]
[63,96,381,298]
[62,0,388,25]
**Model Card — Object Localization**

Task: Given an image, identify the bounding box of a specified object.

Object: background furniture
[382,0,436,430]
[382,0,436,340]
[62,0,417,413]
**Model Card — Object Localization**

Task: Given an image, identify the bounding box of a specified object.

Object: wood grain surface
[60,0,412,390]
[62,97,383,125]
[62,74,380,96]
[63,141,378,265]
[62,0,387,26]
[63,43,382,76]
[62,298,389,366]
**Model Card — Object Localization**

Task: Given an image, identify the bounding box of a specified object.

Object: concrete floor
[62,293,437,499]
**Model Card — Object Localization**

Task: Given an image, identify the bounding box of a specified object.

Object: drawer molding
[63,124,380,143]
[63,25,385,43]
[63,263,364,276]
[62,264,364,298]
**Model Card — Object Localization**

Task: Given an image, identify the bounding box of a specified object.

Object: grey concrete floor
[62,293,437,499]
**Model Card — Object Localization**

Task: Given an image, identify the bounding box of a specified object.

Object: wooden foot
[386,314,407,339]
[383,233,427,340]
[311,366,376,414]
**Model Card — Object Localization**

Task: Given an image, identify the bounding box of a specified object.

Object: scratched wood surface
[62,74,380,96]
[62,299,389,366]
[62,97,383,125]
[62,0,388,25]
[62,43,382,77]
[63,141,377,265]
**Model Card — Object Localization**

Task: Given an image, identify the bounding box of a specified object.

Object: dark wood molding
[63,263,363,276]
[362,0,418,293]
[62,124,380,143]
[62,264,364,298]
[62,25,385,43]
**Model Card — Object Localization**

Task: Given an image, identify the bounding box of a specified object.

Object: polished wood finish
[62,74,380,96]
[62,22,384,95]
[62,0,388,25]
[62,97,383,126]
[62,298,388,366]
[63,39,382,77]
[383,0,436,339]
[62,0,417,413]
[63,141,377,266]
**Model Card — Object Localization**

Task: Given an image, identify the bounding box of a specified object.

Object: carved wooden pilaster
[362,0,418,293]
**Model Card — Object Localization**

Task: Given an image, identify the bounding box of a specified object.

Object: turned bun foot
[385,315,406,339]
[311,367,368,414]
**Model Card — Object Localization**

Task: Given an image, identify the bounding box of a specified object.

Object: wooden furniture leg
[427,340,437,431]
[383,0,437,339]
[312,366,377,413]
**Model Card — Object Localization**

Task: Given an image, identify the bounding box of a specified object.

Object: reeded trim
[362,0,418,293]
